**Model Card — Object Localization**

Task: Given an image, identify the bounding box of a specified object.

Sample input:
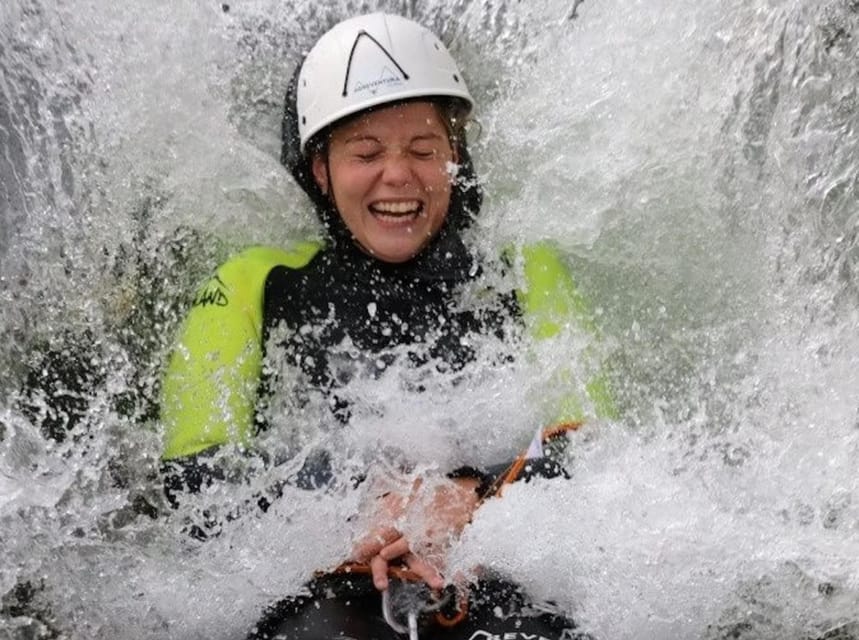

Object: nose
[380,150,413,187]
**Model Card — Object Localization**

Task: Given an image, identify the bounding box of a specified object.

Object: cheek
[329,165,371,204]
[424,160,455,192]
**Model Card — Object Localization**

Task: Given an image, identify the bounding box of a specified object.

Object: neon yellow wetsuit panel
[515,242,616,422]
[160,242,321,460]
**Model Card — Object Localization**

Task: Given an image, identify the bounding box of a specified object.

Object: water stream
[1,1,857,638]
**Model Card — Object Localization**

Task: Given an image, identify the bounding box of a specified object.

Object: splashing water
[1,0,858,639]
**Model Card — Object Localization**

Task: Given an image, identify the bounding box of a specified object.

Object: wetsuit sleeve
[160,243,322,461]
[517,242,617,423]
[160,253,267,460]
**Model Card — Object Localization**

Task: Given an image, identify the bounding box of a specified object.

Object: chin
[370,243,425,264]
[374,251,419,264]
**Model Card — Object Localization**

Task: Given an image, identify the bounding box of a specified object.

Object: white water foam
[1,0,857,638]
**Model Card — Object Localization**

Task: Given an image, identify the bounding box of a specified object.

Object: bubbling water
[1,0,858,639]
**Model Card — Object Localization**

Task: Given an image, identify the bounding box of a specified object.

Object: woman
[160,12,610,639]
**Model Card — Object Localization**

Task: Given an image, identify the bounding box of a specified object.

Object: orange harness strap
[489,421,582,500]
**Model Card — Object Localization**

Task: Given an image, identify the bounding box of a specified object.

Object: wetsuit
[159,219,609,639]
[160,227,611,463]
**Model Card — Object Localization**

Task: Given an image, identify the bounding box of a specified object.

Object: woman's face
[312,101,456,263]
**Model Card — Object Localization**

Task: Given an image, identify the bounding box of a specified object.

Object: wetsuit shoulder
[514,241,616,421]
[515,241,595,339]
[160,241,323,461]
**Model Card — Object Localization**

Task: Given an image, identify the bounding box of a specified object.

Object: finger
[352,540,382,562]
[379,537,410,562]
[371,554,389,591]
[403,553,445,591]
[352,527,401,561]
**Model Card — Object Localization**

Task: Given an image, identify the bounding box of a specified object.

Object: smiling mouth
[368,200,424,223]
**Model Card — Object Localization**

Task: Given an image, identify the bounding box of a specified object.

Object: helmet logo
[342,30,409,98]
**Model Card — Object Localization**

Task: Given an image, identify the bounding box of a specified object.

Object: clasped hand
[350,475,480,591]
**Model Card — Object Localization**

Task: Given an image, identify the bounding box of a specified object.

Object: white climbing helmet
[296,13,474,152]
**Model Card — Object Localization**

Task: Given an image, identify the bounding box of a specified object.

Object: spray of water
[1,0,857,638]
